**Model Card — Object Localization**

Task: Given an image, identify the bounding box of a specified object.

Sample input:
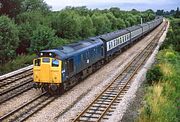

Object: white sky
[44,0,178,11]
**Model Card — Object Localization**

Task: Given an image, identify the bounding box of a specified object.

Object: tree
[109,7,121,18]
[16,11,51,27]
[0,16,19,64]
[91,14,111,35]
[21,0,50,13]
[79,16,95,38]
[29,25,56,52]
[51,11,81,39]
[16,22,33,54]
[156,10,164,16]
[174,7,180,18]
[106,12,118,30]
[0,0,22,18]
[0,0,50,18]
[116,18,126,29]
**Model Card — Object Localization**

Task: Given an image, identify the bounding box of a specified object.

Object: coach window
[34,59,41,66]
[108,42,111,50]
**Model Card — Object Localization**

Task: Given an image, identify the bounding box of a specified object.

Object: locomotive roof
[40,38,103,60]
[99,29,129,42]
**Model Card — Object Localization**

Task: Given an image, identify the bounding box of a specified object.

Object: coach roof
[99,29,129,41]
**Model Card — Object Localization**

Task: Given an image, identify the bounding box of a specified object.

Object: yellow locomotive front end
[33,57,62,93]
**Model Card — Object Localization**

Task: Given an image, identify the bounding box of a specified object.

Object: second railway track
[0,92,56,122]
[73,21,167,122]
[0,69,33,104]
[0,69,32,88]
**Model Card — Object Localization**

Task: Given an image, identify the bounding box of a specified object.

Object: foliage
[156,7,180,18]
[0,0,22,18]
[160,19,180,52]
[116,18,126,29]
[0,0,50,18]
[138,20,180,122]
[0,15,19,64]
[51,10,81,39]
[79,16,95,38]
[29,24,57,52]
[146,65,163,85]
[21,0,50,13]
[16,22,33,54]
[91,13,111,35]
[0,54,36,75]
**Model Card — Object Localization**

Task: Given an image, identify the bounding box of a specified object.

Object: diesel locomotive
[33,17,163,94]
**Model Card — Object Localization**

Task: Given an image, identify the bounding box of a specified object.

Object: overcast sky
[44,0,179,11]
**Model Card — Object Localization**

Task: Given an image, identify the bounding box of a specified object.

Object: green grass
[138,49,180,122]
[0,54,36,75]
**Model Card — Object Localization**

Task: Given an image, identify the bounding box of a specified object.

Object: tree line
[0,0,156,65]
[156,7,180,18]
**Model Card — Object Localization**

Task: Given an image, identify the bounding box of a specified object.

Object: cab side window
[34,59,41,66]
[52,59,59,67]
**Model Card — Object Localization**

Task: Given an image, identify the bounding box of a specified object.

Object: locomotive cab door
[66,58,74,78]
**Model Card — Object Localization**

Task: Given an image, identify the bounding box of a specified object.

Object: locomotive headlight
[49,53,52,56]
[40,53,43,56]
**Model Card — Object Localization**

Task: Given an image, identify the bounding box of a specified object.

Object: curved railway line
[73,21,167,122]
[0,92,56,122]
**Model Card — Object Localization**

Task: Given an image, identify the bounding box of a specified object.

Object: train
[33,16,163,94]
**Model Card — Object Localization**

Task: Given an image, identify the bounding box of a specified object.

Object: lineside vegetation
[138,18,180,122]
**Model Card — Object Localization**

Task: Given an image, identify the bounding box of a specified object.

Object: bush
[0,54,36,75]
[146,65,163,85]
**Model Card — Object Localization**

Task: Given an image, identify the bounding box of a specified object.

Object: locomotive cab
[33,56,62,92]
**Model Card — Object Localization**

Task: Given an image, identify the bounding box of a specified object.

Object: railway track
[0,69,32,88]
[0,69,33,104]
[73,22,166,122]
[0,92,56,122]
[0,78,33,104]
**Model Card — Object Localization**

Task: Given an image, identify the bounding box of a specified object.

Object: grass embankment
[138,19,180,122]
[0,54,36,75]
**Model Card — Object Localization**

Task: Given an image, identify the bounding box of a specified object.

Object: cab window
[52,59,59,67]
[34,59,41,66]
[42,58,50,63]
